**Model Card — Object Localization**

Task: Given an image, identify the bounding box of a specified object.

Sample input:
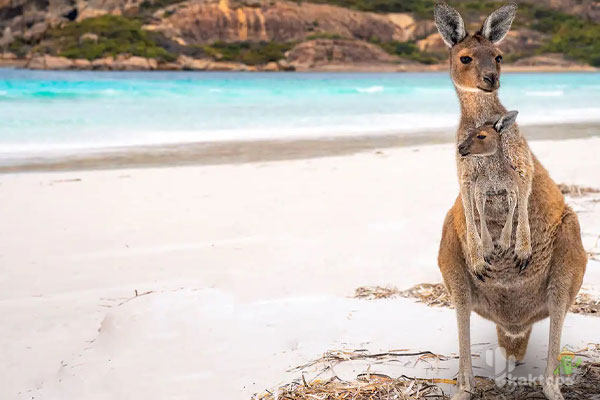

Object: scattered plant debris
[289,349,456,372]
[254,353,600,400]
[252,373,448,400]
[355,284,600,316]
[558,183,600,197]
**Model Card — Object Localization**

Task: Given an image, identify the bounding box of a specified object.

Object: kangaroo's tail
[496,325,532,361]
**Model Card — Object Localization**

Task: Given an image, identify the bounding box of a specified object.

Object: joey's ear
[480,3,517,44]
[494,110,518,132]
[434,3,467,47]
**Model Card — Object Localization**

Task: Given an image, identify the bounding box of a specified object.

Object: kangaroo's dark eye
[495,55,503,63]
[460,56,473,64]
[477,135,486,140]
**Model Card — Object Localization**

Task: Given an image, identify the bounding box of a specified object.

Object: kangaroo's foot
[498,224,512,251]
[514,222,532,272]
[467,238,491,281]
[471,249,492,282]
[481,228,494,257]
[452,353,475,400]
[542,375,564,400]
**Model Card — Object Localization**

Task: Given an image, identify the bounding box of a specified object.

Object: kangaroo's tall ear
[480,3,517,44]
[494,110,519,132]
[434,3,467,47]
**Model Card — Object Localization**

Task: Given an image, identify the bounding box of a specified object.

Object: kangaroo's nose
[482,73,498,88]
[458,145,470,157]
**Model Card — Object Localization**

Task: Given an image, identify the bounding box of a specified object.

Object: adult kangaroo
[434,3,587,400]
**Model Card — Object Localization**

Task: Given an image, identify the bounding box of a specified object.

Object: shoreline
[1,121,599,173]
[1,59,598,73]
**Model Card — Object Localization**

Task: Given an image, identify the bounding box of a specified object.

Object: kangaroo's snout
[458,143,470,157]
[481,72,499,90]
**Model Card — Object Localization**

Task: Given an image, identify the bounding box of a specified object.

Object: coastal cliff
[1,0,599,71]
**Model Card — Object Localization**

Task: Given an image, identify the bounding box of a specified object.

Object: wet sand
[1,122,599,173]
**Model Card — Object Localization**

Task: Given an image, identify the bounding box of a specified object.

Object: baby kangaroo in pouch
[435,3,587,400]
[457,111,522,280]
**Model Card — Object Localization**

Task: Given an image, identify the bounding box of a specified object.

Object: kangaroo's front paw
[543,376,564,400]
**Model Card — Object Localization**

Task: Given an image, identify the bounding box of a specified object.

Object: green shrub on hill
[542,20,600,67]
[46,15,176,61]
[203,41,293,65]
[374,40,443,64]
[306,33,345,40]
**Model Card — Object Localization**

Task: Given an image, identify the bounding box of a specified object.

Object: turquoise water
[1,69,600,152]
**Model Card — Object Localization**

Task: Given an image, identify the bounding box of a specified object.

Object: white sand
[1,138,599,399]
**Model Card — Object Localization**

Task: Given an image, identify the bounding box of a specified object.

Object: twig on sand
[117,290,154,306]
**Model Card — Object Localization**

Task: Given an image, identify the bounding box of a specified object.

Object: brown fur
[434,4,587,400]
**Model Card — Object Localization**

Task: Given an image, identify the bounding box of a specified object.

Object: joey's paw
[514,253,532,273]
[497,235,511,251]
[482,241,494,258]
[515,230,532,259]
[515,242,532,260]
[472,259,492,282]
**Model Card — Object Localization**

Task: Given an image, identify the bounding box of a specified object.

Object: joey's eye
[460,56,473,64]
[477,135,486,140]
[495,55,503,63]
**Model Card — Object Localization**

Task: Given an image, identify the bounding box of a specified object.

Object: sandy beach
[1,132,599,399]
[2,122,600,173]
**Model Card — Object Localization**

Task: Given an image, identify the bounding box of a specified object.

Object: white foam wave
[356,86,384,93]
[525,90,564,97]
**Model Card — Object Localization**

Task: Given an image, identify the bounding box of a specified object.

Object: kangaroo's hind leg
[460,182,490,279]
[543,210,587,400]
[474,183,493,258]
[514,176,532,266]
[499,188,517,251]
[438,210,475,399]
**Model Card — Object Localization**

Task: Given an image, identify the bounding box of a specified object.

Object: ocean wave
[356,86,384,93]
[525,90,564,97]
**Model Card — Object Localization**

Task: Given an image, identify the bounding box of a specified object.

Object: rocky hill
[0,0,599,71]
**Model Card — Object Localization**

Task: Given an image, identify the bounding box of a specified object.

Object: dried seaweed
[354,284,600,316]
[558,183,600,197]
[289,349,456,372]
[468,361,600,399]
[254,358,600,400]
[252,374,449,400]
